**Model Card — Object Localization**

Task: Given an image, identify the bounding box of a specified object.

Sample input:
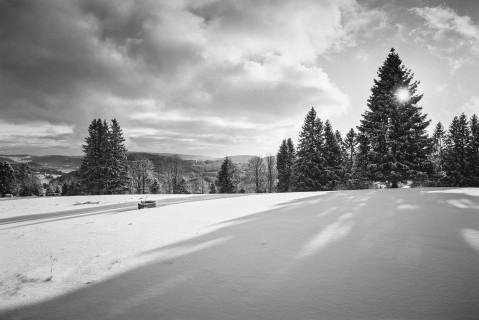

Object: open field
[1,188,479,319]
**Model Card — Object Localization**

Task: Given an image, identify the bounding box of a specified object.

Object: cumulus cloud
[0,0,385,156]
[410,6,479,74]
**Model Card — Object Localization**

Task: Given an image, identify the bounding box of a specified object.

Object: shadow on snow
[3,188,479,320]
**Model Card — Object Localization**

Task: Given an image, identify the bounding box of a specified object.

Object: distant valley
[0,153,257,174]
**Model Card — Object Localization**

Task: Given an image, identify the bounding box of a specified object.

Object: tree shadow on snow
[3,188,479,320]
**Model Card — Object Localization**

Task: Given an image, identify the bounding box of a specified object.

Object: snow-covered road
[0,202,137,226]
[2,189,479,319]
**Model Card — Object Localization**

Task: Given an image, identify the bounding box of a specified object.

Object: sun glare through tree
[395,88,410,103]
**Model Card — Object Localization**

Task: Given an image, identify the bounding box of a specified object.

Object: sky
[0,0,478,157]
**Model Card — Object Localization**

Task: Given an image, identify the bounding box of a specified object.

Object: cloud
[461,96,479,116]
[0,0,385,156]
[354,49,371,62]
[410,6,479,41]
[410,5,479,74]
[0,120,76,155]
[435,83,448,93]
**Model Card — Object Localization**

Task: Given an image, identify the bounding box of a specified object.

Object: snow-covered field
[1,188,479,319]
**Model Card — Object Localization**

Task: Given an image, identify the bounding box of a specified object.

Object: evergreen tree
[323,120,342,190]
[470,114,479,186]
[293,107,327,191]
[80,119,110,194]
[444,114,471,186]
[0,162,15,196]
[61,182,69,196]
[276,140,289,192]
[287,138,296,166]
[209,181,216,194]
[99,119,111,191]
[343,128,358,173]
[108,119,129,193]
[357,48,432,188]
[355,129,370,185]
[277,138,296,192]
[217,156,237,193]
[80,118,130,194]
[149,178,160,194]
[335,130,347,167]
[432,122,446,173]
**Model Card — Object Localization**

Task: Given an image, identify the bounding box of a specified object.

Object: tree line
[0,162,43,196]
[273,48,479,191]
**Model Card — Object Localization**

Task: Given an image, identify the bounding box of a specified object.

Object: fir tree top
[368,48,422,114]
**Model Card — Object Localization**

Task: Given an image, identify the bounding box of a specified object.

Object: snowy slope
[1,188,479,319]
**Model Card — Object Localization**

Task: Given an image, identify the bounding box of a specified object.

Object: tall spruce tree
[335,130,347,167]
[109,119,129,193]
[432,122,446,173]
[99,119,111,191]
[323,120,342,190]
[80,118,130,194]
[277,138,296,192]
[293,107,327,191]
[444,114,472,186]
[277,140,290,192]
[470,114,479,186]
[80,119,110,194]
[286,138,296,191]
[357,48,432,188]
[343,128,358,173]
[217,156,236,193]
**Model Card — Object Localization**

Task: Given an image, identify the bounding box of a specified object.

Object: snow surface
[1,188,479,319]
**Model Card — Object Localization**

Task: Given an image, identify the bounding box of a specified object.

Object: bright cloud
[410,6,479,41]
[410,6,479,74]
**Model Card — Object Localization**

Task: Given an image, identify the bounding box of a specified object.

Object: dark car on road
[138,199,158,209]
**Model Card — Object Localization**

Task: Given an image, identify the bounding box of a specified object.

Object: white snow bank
[3,188,479,320]
[0,192,322,310]
[424,187,479,197]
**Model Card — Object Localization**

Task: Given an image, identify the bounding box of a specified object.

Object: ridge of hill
[0,152,258,173]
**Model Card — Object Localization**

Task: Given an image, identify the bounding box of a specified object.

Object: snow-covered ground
[1,188,479,319]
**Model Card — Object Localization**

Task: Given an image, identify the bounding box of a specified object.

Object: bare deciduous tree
[129,155,154,194]
[246,156,266,193]
[265,154,276,193]
[158,155,184,194]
